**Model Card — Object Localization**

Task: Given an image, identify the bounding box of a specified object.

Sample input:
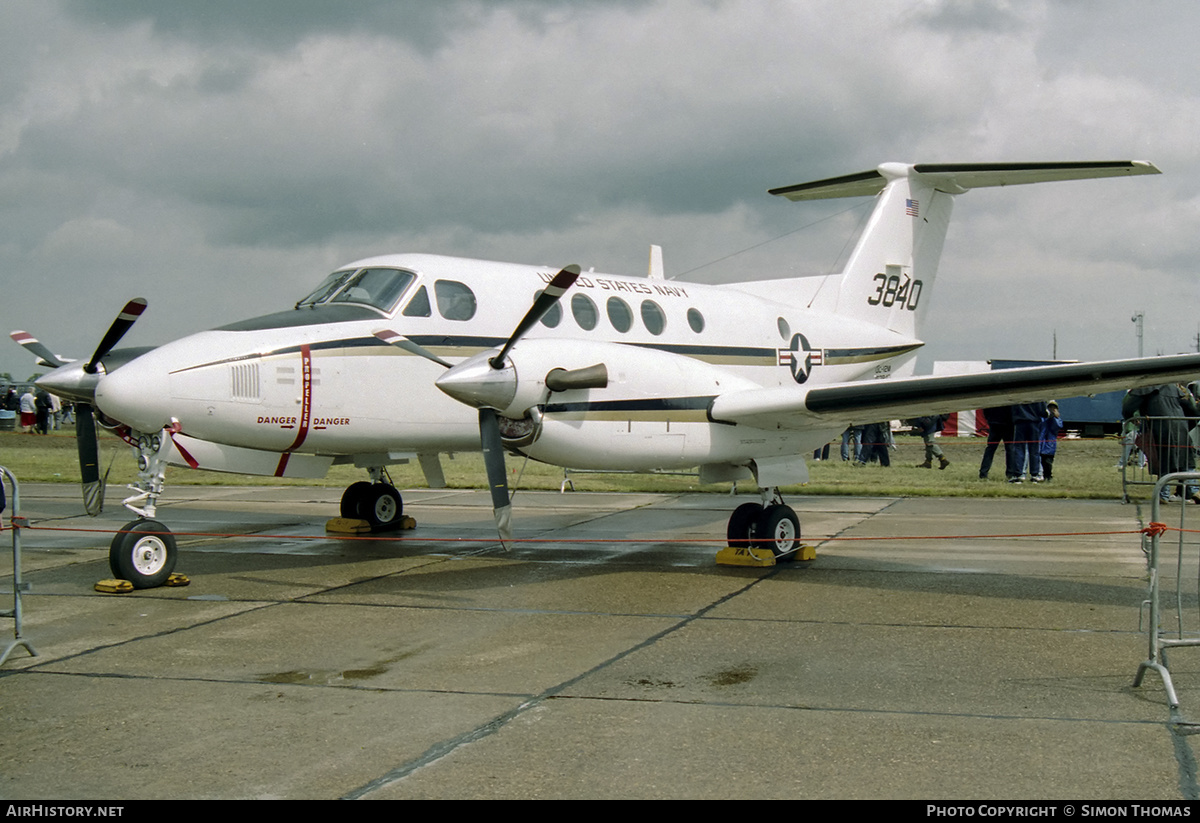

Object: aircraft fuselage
[94,252,919,476]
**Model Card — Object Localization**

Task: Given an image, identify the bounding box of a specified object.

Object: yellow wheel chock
[325,515,416,534]
[715,544,816,567]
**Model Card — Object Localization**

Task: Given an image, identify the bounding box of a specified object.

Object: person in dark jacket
[856,422,892,467]
[979,405,1015,480]
[33,389,51,436]
[1010,402,1048,483]
[1122,384,1199,503]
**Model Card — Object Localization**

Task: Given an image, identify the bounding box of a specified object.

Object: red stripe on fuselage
[275,345,312,476]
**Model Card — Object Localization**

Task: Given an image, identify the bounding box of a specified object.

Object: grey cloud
[60,0,478,52]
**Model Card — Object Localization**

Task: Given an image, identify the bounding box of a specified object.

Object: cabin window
[571,294,598,331]
[641,300,666,335]
[777,317,790,340]
[402,285,431,317]
[536,291,562,328]
[434,280,477,321]
[687,307,705,333]
[607,297,633,333]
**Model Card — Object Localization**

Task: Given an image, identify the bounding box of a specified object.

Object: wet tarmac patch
[706,665,758,687]
[625,677,679,689]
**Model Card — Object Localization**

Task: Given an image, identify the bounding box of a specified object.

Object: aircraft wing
[708,354,1200,429]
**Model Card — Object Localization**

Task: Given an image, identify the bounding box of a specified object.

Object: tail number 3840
[867,273,922,310]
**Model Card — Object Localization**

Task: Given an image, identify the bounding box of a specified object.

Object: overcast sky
[2,0,1197,382]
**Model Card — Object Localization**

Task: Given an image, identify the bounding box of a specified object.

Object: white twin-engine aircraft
[16,160,1200,588]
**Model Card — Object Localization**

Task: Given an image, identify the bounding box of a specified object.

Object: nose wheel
[109,519,177,588]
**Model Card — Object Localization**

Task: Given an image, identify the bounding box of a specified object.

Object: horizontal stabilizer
[769,161,1160,201]
[710,353,1200,430]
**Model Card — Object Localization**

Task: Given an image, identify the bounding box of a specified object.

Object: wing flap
[709,354,1200,429]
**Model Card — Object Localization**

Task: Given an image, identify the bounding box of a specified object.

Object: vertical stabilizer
[832,164,951,338]
[768,161,1160,340]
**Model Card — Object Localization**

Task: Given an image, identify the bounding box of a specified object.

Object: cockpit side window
[434,280,477,321]
[402,285,432,317]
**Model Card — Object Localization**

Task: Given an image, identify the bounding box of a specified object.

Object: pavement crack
[342,567,772,800]
[1169,708,1200,799]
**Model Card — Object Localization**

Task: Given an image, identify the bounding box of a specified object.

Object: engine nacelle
[486,339,777,469]
[436,337,760,417]
[434,338,806,469]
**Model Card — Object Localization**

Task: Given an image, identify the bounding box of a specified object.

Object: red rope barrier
[2,519,1169,545]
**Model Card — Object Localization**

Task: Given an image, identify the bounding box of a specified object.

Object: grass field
[0,427,1156,502]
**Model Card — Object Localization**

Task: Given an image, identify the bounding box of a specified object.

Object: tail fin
[769,161,1159,339]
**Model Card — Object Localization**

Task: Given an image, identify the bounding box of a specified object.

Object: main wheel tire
[727,502,764,547]
[361,484,404,529]
[340,481,374,518]
[109,520,177,589]
[752,504,801,559]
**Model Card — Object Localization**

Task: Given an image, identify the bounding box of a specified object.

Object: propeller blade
[479,407,513,548]
[373,330,454,368]
[545,363,609,392]
[490,264,580,369]
[85,298,147,374]
[76,403,105,516]
[10,331,70,369]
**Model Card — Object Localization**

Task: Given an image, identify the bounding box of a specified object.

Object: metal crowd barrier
[1121,416,1198,503]
[1134,471,1200,713]
[0,466,36,667]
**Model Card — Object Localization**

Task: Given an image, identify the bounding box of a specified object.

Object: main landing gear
[726,488,801,561]
[338,468,406,531]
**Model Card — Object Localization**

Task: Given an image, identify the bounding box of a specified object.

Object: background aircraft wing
[709,354,1200,429]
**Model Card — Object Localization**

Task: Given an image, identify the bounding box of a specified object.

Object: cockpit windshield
[296,270,355,308]
[295,267,416,313]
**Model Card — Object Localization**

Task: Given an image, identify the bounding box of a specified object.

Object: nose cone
[94,351,173,432]
[435,352,517,411]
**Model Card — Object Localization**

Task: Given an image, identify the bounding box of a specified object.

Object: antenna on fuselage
[648,245,664,279]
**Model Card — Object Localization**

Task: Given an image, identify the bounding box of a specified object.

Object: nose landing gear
[110,425,181,589]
